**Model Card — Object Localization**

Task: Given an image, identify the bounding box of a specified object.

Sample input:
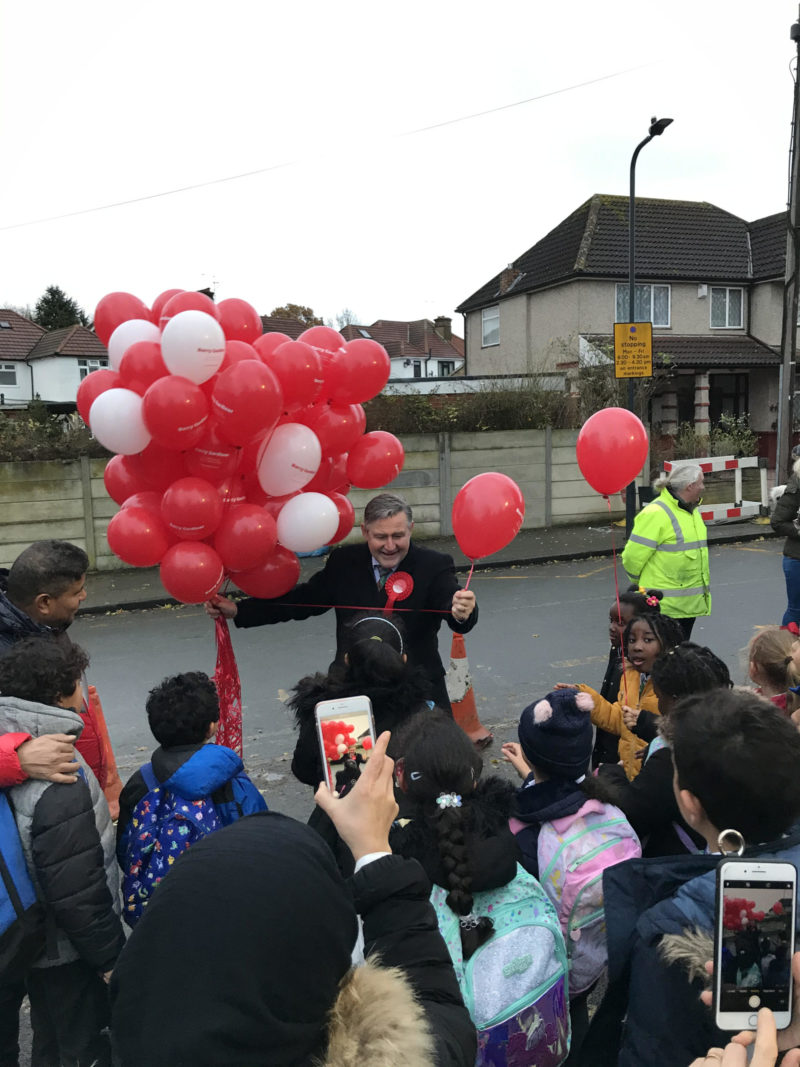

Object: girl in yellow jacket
[559,613,684,780]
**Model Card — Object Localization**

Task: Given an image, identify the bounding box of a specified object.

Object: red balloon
[575,408,649,496]
[297,325,344,354]
[162,477,224,540]
[120,490,163,512]
[261,492,299,520]
[328,452,350,494]
[128,442,188,492]
[77,369,121,424]
[211,360,283,446]
[241,471,269,506]
[213,503,277,571]
[346,431,404,489]
[252,332,291,360]
[118,340,168,395]
[143,375,210,450]
[107,506,172,567]
[159,291,220,329]
[150,289,185,323]
[304,455,334,493]
[258,340,323,410]
[185,423,241,484]
[452,473,525,561]
[326,492,355,544]
[238,431,270,475]
[94,292,152,346]
[230,545,300,599]
[301,402,365,455]
[217,474,248,511]
[160,542,224,604]
[217,339,261,374]
[103,454,148,505]
[217,298,263,344]
[325,339,391,404]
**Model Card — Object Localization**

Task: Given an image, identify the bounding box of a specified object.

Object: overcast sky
[0,1,796,331]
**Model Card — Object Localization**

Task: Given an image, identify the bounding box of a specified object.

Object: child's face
[609,603,635,648]
[627,620,661,674]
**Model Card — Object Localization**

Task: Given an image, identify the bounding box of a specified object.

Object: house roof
[340,318,464,362]
[585,332,781,368]
[0,310,45,361]
[27,325,108,361]
[260,315,312,340]
[457,195,787,313]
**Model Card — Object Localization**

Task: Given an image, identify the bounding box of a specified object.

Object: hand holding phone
[315,695,376,792]
[714,860,797,1032]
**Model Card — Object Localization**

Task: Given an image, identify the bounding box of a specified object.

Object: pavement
[82,517,779,614]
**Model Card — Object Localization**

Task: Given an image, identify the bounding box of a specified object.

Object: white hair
[653,463,703,492]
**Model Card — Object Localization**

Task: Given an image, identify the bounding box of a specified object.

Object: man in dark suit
[205,493,477,710]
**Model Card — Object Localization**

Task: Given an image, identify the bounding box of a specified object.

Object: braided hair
[651,642,732,705]
[622,611,684,662]
[391,709,493,959]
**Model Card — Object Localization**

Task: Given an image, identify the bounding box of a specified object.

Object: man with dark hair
[0,540,88,652]
[584,690,800,1067]
[206,493,478,711]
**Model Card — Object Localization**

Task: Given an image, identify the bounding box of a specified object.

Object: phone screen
[719,878,795,1013]
[318,707,375,790]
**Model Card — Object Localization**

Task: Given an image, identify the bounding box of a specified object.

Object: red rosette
[384,571,413,613]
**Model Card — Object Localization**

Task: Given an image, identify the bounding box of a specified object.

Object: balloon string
[463,561,476,590]
[607,495,629,708]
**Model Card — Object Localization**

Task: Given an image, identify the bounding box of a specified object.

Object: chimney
[498,264,522,295]
[433,316,452,341]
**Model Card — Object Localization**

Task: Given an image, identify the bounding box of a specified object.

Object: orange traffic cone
[447,633,493,748]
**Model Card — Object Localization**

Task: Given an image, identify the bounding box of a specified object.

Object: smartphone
[714,859,797,1031]
[315,695,376,791]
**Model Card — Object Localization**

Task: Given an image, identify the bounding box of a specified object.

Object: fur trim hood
[322,957,434,1067]
[658,927,714,986]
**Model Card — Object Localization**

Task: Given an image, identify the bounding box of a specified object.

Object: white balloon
[160,310,225,384]
[257,423,322,497]
[107,319,160,370]
[89,388,151,455]
[276,492,339,552]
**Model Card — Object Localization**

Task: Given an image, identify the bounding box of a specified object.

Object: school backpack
[431,863,570,1067]
[121,763,222,927]
[0,791,46,981]
[536,799,641,995]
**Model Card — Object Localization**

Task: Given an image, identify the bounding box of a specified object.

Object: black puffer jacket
[390,776,519,894]
[0,570,51,654]
[772,465,800,559]
[288,666,435,787]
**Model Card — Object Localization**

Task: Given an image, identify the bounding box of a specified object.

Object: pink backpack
[529,799,640,995]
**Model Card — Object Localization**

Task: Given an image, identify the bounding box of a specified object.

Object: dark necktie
[376,566,393,590]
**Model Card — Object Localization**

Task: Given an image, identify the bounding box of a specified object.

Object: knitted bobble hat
[518,688,594,778]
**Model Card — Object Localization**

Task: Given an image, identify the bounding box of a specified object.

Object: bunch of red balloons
[722,896,772,934]
[82,289,405,603]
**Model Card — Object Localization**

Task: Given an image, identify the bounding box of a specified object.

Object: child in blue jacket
[116,672,266,874]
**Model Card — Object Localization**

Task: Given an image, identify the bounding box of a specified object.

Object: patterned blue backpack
[121,763,222,927]
[431,863,570,1067]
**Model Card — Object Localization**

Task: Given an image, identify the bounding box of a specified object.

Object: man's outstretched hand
[315,731,398,863]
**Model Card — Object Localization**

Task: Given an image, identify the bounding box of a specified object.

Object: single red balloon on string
[160,542,224,604]
[257,339,323,410]
[211,360,283,446]
[77,369,121,424]
[575,407,649,496]
[217,298,263,343]
[452,472,525,561]
[107,506,172,567]
[346,431,404,489]
[326,492,355,545]
[103,454,148,505]
[118,341,168,396]
[230,545,300,599]
[94,292,152,346]
[162,477,224,540]
[213,503,277,571]
[325,339,391,404]
[128,442,188,492]
[302,402,365,455]
[143,375,210,450]
[159,291,220,329]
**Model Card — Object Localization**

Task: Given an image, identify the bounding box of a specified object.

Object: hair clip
[646,595,659,607]
[459,913,481,929]
[782,622,800,637]
[369,635,383,643]
[436,792,462,809]
[409,770,423,781]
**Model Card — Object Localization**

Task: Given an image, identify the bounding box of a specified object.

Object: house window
[615,284,671,327]
[438,360,455,376]
[709,373,749,420]
[412,360,422,378]
[481,305,500,347]
[710,287,743,328]
[78,358,109,380]
[0,363,17,386]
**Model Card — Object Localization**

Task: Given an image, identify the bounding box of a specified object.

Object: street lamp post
[626,116,673,538]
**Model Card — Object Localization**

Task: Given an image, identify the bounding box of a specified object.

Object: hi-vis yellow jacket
[621,489,711,619]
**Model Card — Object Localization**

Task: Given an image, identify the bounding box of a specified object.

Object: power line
[0,62,650,233]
